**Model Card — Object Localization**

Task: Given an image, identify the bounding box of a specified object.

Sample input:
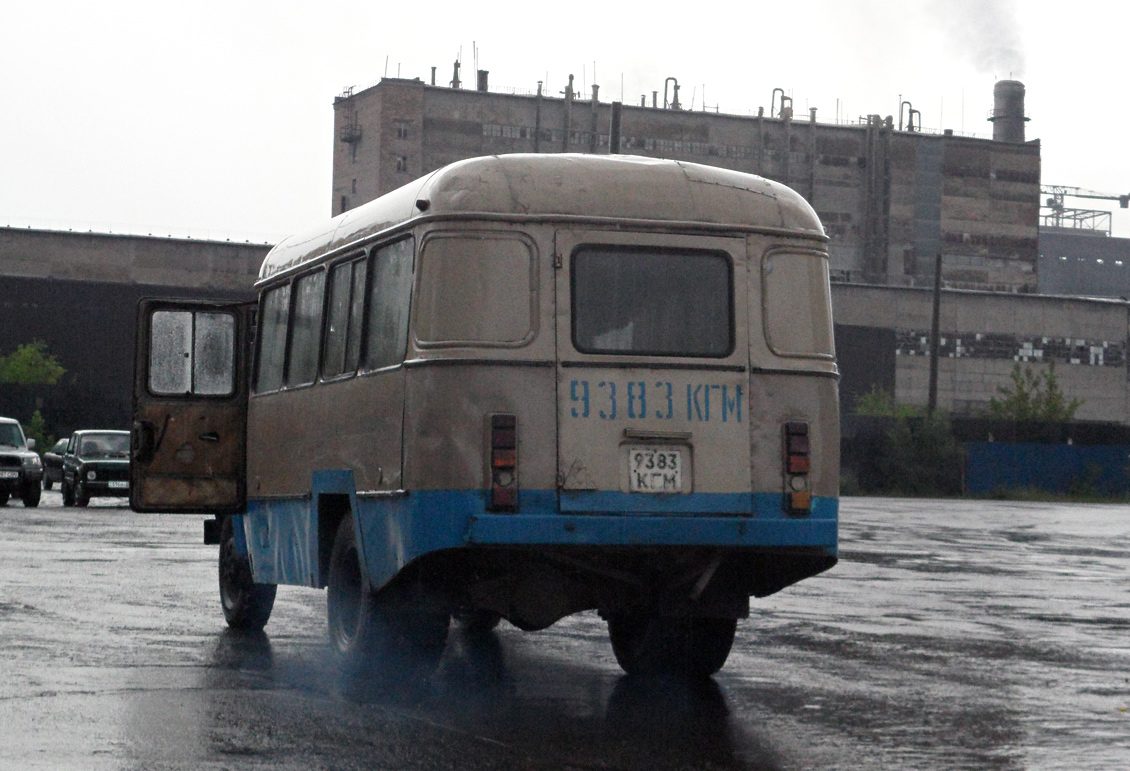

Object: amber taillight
[783,421,812,514]
[489,413,518,512]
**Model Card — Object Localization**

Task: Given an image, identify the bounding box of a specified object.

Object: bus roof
[259,154,825,282]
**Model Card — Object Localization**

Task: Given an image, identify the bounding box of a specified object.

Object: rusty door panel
[133,401,245,508]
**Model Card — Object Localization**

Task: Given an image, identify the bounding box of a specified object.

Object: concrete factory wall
[0,227,265,290]
[832,283,1130,422]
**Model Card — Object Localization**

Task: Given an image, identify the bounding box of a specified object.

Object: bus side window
[287,270,326,386]
[149,310,236,397]
[414,234,534,346]
[364,238,414,370]
[324,257,367,377]
[254,285,290,393]
[762,250,834,358]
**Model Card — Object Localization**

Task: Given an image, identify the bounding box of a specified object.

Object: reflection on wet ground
[1,498,1128,768]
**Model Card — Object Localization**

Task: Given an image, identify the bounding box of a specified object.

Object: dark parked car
[0,417,43,507]
[42,438,68,490]
[61,430,130,507]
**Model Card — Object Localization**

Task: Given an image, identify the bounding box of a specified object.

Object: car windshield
[0,423,24,448]
[79,433,129,457]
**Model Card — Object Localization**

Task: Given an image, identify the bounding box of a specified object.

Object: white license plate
[0,470,18,480]
[627,446,683,493]
[108,480,128,489]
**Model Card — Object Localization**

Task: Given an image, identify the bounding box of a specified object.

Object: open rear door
[131,299,252,513]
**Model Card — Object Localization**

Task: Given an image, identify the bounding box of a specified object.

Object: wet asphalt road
[1,493,1128,770]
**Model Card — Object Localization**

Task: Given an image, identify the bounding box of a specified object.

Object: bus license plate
[627,446,683,493]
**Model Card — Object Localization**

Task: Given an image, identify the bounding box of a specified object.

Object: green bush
[877,413,964,497]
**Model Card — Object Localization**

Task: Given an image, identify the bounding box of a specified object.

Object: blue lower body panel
[241,472,837,592]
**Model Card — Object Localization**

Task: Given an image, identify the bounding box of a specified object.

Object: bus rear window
[572,246,733,357]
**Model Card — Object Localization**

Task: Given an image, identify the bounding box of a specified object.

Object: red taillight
[489,413,518,512]
[783,420,811,514]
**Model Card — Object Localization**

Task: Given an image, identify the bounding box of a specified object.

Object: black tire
[607,613,737,677]
[62,479,74,507]
[75,481,90,508]
[454,608,502,634]
[0,490,8,507]
[326,514,449,681]
[219,516,276,631]
[21,483,41,508]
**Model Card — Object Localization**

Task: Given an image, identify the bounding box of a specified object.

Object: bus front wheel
[607,614,737,677]
[327,514,449,681]
[219,516,276,631]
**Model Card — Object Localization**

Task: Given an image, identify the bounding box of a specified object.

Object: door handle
[132,420,156,464]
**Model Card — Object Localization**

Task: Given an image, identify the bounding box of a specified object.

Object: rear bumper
[242,475,837,592]
[468,510,836,548]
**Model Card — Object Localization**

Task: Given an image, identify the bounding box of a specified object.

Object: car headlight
[22,456,41,469]
[86,469,97,481]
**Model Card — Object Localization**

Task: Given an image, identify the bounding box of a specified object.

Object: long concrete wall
[0,227,266,291]
[833,283,1130,422]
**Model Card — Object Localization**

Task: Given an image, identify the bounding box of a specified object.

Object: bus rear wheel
[607,613,737,677]
[219,516,276,631]
[327,514,449,682]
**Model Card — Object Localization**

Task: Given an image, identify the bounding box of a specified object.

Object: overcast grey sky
[2,0,1127,242]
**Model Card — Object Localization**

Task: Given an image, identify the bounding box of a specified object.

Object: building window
[396,156,408,173]
[395,122,409,140]
[341,195,348,213]
[351,178,357,194]
[350,143,357,163]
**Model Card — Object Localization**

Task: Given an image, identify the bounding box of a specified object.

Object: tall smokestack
[989,80,1028,142]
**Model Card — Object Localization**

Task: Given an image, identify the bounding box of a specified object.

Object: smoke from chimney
[927,0,1026,77]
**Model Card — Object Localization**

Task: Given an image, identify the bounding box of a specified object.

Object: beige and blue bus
[131,153,839,678]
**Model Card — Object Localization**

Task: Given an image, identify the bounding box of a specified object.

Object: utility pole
[928,253,942,413]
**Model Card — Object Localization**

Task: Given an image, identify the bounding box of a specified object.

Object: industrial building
[332,73,1040,293]
[329,70,1130,422]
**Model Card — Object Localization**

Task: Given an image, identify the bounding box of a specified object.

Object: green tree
[0,341,66,384]
[987,361,1082,422]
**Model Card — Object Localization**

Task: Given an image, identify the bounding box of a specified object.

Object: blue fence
[964,442,1130,495]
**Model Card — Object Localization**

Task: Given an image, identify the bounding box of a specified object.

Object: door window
[149,310,236,396]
